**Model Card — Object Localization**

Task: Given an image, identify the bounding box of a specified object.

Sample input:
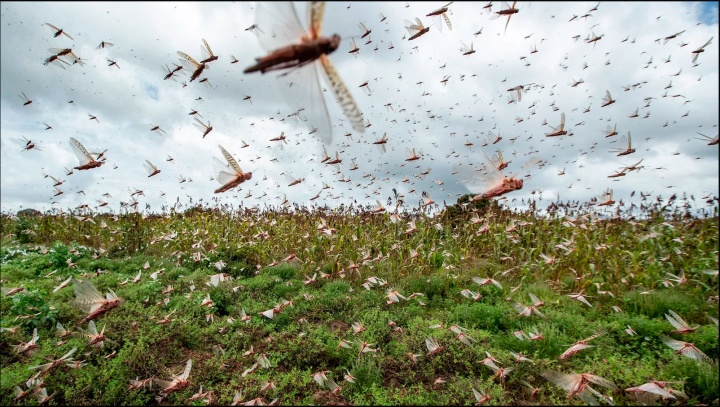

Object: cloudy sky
[1,1,718,215]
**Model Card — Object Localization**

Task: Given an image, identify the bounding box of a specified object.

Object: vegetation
[0,195,718,405]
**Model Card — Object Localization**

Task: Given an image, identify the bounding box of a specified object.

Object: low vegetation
[1,195,717,405]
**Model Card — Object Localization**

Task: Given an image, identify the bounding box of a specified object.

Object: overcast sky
[1,2,718,216]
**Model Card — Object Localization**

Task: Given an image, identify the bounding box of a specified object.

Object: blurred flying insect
[69,138,105,171]
[596,188,615,206]
[426,2,453,32]
[603,123,618,138]
[585,31,603,48]
[460,41,476,55]
[600,90,615,107]
[243,2,365,144]
[660,336,713,363]
[96,41,114,49]
[665,310,699,334]
[492,1,518,33]
[162,64,182,81]
[193,117,213,138]
[472,387,492,405]
[691,37,713,63]
[348,37,360,57]
[625,381,688,405]
[545,112,567,137]
[373,132,388,153]
[29,347,79,378]
[44,53,71,69]
[214,145,252,194]
[610,132,635,156]
[150,125,167,135]
[155,359,193,403]
[459,152,540,201]
[21,136,39,151]
[245,23,265,36]
[542,370,618,405]
[490,150,510,172]
[285,172,305,187]
[425,337,444,356]
[199,39,219,64]
[10,328,39,356]
[80,320,107,348]
[45,22,73,40]
[405,17,430,40]
[358,21,371,38]
[71,278,122,323]
[19,92,32,106]
[695,132,719,146]
[143,160,161,177]
[177,49,207,82]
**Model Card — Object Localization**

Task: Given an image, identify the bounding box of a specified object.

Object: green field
[1,197,718,405]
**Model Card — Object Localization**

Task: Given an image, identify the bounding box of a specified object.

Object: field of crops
[1,196,718,406]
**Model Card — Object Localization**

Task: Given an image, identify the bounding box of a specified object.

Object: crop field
[0,197,718,406]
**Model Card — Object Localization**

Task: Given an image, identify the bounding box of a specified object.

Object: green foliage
[8,289,58,329]
[0,208,717,406]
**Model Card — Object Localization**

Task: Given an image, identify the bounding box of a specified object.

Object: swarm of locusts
[2,1,719,405]
[1,187,718,405]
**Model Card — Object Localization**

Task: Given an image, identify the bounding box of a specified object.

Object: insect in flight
[143,160,161,177]
[193,117,213,138]
[405,17,430,41]
[69,138,105,171]
[492,1,519,33]
[213,145,253,194]
[426,2,453,32]
[610,132,635,156]
[19,92,32,106]
[177,41,211,82]
[545,113,567,137]
[243,2,365,145]
[45,22,73,40]
[691,37,713,63]
[458,152,540,201]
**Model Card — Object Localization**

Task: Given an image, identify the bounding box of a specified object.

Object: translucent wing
[254,2,307,53]
[542,370,576,391]
[72,279,106,313]
[698,37,713,50]
[218,145,243,174]
[444,13,452,31]
[273,60,333,144]
[431,14,444,33]
[319,55,365,135]
[213,158,239,186]
[509,157,542,179]
[177,51,200,69]
[454,151,505,192]
[59,347,78,361]
[308,1,326,39]
[143,160,157,175]
[86,320,99,336]
[201,39,214,61]
[405,19,425,36]
[193,117,209,130]
[69,138,93,166]
[559,113,565,130]
[616,134,628,150]
[179,359,192,381]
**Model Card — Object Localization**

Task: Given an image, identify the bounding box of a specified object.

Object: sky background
[1,1,718,216]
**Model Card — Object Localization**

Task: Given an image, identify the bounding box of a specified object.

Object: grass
[0,196,718,405]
